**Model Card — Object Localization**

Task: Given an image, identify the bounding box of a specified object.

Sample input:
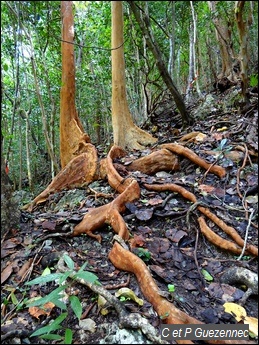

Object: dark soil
[1,87,258,344]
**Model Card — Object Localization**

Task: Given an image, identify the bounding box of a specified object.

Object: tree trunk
[25,110,33,191]
[235,1,249,103]
[167,1,176,77]
[190,1,202,97]
[185,20,195,102]
[23,2,258,336]
[207,1,237,82]
[111,1,157,150]
[18,114,23,190]
[60,1,91,168]
[129,1,191,126]
[1,129,20,237]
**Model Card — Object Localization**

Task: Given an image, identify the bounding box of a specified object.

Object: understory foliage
[1,1,258,191]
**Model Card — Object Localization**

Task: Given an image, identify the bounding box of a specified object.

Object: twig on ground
[186,201,207,287]
[237,209,255,261]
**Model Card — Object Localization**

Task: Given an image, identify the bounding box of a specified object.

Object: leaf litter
[1,88,258,344]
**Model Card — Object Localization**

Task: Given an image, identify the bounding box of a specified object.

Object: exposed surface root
[144,183,258,257]
[23,144,258,344]
[160,143,226,178]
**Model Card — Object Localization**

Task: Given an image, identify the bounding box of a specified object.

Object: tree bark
[207,1,238,82]
[1,130,20,236]
[111,1,157,150]
[235,1,249,103]
[60,1,91,168]
[128,1,191,126]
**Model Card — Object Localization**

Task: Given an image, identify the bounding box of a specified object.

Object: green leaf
[2,297,9,306]
[167,284,175,293]
[77,262,88,273]
[26,273,63,286]
[250,74,258,87]
[10,292,19,305]
[75,271,99,284]
[31,325,62,337]
[119,296,127,302]
[42,267,51,276]
[45,312,68,330]
[26,285,67,307]
[64,328,73,344]
[201,269,214,282]
[219,138,228,150]
[59,271,72,285]
[30,312,69,337]
[69,295,82,321]
[40,334,63,340]
[136,248,151,261]
[50,298,67,311]
[63,254,75,270]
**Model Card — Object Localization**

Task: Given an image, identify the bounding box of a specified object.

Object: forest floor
[1,86,258,344]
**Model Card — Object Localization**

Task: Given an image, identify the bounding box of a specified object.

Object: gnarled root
[127,148,179,174]
[24,146,98,211]
[109,241,202,325]
[72,179,140,241]
[109,242,254,344]
[160,143,226,178]
[144,183,258,257]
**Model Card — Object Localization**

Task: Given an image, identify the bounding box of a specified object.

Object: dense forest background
[1,1,258,195]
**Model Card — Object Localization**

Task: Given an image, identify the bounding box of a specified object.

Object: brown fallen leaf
[211,132,224,141]
[1,259,19,284]
[16,258,33,282]
[1,249,16,259]
[29,302,55,319]
[224,150,244,162]
[198,184,215,194]
[148,198,163,206]
[2,237,22,249]
[135,208,153,221]
[179,132,201,142]
[42,220,57,231]
[198,184,225,198]
[129,234,146,249]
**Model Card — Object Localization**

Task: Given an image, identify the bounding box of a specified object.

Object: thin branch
[237,209,255,261]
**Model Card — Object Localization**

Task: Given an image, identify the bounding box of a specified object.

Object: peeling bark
[60,1,91,168]
[25,144,98,211]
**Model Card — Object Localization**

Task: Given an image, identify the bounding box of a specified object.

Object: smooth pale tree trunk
[186,1,202,101]
[185,21,195,102]
[111,1,157,150]
[167,1,175,77]
[60,1,90,168]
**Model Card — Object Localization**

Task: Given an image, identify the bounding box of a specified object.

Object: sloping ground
[1,86,258,344]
